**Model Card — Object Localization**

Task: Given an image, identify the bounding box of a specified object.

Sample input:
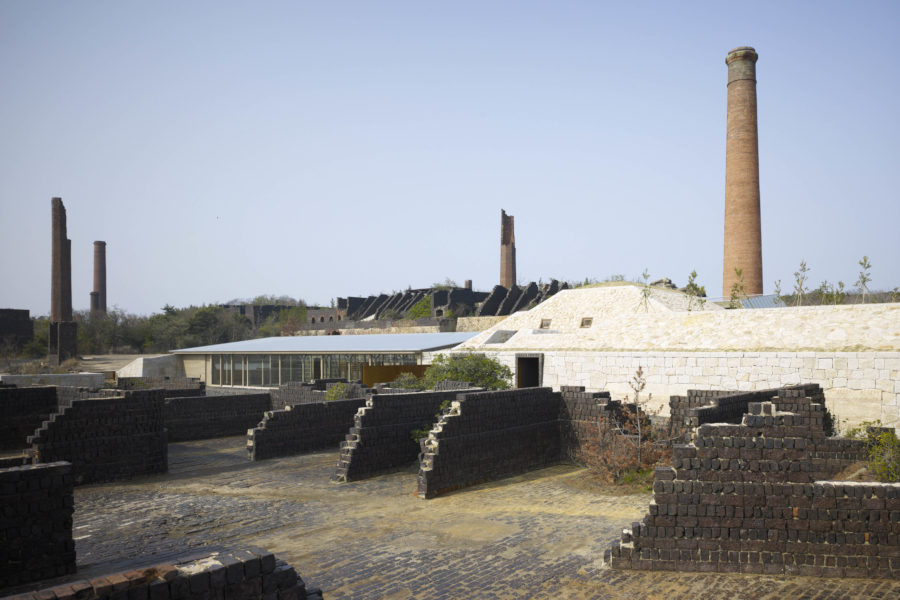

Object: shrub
[324,382,349,402]
[869,431,900,483]
[390,372,428,391]
[422,353,511,390]
[406,297,432,319]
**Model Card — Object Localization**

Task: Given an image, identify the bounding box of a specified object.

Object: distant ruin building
[91,241,107,314]
[49,197,77,366]
[0,309,33,350]
[500,209,516,288]
[723,46,763,297]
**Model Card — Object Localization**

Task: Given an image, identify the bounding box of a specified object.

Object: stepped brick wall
[603,384,899,578]
[117,377,205,398]
[0,386,58,451]
[333,390,469,483]
[669,388,806,442]
[247,398,368,461]
[0,462,75,590]
[28,390,168,485]
[417,387,561,498]
[164,394,272,442]
[559,387,621,459]
[0,548,320,600]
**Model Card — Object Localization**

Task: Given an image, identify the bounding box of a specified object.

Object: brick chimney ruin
[49,198,77,366]
[92,241,107,313]
[500,209,516,289]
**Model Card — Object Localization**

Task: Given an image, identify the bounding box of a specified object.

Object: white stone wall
[447,349,900,429]
[456,316,509,332]
[116,354,184,378]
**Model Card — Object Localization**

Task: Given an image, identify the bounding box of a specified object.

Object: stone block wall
[164,394,272,442]
[0,386,59,451]
[466,350,900,429]
[247,398,368,461]
[604,385,897,578]
[0,547,319,600]
[0,462,75,590]
[333,390,467,483]
[28,391,168,485]
[417,387,561,498]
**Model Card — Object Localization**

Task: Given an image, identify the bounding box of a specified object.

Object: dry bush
[572,412,672,485]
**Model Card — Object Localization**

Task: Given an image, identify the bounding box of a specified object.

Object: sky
[1,1,898,316]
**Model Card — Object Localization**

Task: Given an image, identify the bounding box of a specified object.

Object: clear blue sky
[1,1,898,315]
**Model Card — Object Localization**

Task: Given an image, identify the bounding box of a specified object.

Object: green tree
[407,296,432,319]
[729,268,746,309]
[856,256,873,303]
[684,270,706,311]
[421,353,512,390]
[431,278,460,291]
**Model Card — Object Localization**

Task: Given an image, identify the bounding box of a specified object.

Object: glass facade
[208,353,418,387]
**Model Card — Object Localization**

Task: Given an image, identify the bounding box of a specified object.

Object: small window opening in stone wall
[539,319,552,329]
[320,316,325,323]
[435,309,444,317]
[581,318,593,328]
[310,318,315,324]
[329,316,334,322]
[338,316,342,321]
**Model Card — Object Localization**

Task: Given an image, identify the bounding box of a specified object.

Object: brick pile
[28,390,168,485]
[0,547,320,600]
[0,462,75,589]
[118,377,206,398]
[248,398,367,461]
[270,379,369,409]
[604,384,895,578]
[333,390,468,483]
[417,387,561,498]
[164,394,272,442]
[0,386,59,451]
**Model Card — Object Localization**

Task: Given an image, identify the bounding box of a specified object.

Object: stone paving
[6,436,900,599]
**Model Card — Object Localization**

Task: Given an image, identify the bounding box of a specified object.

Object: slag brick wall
[0,462,75,590]
[28,390,168,485]
[0,386,59,451]
[604,384,900,578]
[164,394,272,442]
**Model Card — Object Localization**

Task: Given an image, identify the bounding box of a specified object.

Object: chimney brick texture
[50,198,73,322]
[723,46,763,298]
[500,209,516,289]
[93,241,107,313]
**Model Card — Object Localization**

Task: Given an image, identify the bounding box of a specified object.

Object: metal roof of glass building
[172,332,478,354]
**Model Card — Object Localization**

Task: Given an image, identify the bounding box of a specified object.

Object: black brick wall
[164,394,272,442]
[0,462,75,590]
[0,386,58,451]
[28,390,168,485]
[248,398,368,461]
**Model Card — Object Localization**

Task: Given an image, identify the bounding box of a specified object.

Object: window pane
[262,355,273,386]
[234,355,245,386]
[248,355,263,386]
[225,355,232,385]
[211,355,220,386]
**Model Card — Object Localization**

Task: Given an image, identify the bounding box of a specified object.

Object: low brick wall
[0,547,320,600]
[417,388,561,498]
[270,380,369,410]
[248,398,368,461]
[0,462,75,590]
[117,376,206,399]
[604,384,894,578]
[0,386,58,451]
[28,390,168,485]
[559,387,619,459]
[165,394,272,442]
[334,390,468,483]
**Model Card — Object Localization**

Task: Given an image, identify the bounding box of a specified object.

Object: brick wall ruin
[0,547,319,600]
[0,462,76,590]
[248,398,368,461]
[417,387,562,498]
[164,394,272,442]
[28,390,168,485]
[0,386,59,451]
[117,376,206,398]
[0,309,33,350]
[333,389,471,483]
[603,383,900,578]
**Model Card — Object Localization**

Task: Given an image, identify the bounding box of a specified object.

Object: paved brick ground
[6,436,900,599]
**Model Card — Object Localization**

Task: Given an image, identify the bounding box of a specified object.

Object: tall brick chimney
[93,241,107,313]
[50,198,73,322]
[500,210,516,288]
[722,46,763,297]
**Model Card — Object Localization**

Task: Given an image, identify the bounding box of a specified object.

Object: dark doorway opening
[517,357,540,388]
[313,358,322,379]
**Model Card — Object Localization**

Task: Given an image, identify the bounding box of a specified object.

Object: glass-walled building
[173,332,476,388]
